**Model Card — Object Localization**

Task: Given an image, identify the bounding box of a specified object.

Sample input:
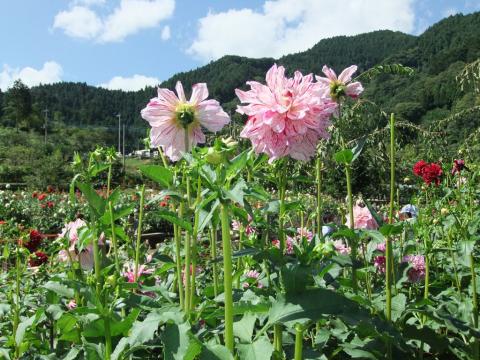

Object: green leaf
[334,149,353,164]
[391,293,406,322]
[15,315,35,346]
[139,165,173,188]
[155,209,192,234]
[77,182,106,217]
[351,136,367,163]
[199,344,233,360]
[233,313,257,343]
[198,200,220,234]
[379,223,404,237]
[237,337,273,360]
[224,179,246,206]
[226,151,248,181]
[0,348,11,360]
[162,322,202,360]
[63,347,81,360]
[44,281,74,298]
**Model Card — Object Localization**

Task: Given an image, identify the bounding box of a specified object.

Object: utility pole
[122,123,126,172]
[43,108,49,144]
[116,113,121,153]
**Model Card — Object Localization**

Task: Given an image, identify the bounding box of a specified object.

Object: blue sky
[0,0,479,91]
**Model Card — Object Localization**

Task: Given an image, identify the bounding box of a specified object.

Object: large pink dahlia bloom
[141,81,230,161]
[316,65,364,100]
[236,64,337,162]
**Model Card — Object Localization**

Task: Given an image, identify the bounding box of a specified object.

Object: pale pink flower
[272,237,295,255]
[296,227,314,242]
[67,299,77,310]
[374,255,386,273]
[236,64,337,162]
[345,205,378,230]
[59,218,87,246]
[402,255,426,283]
[232,217,256,236]
[316,65,364,100]
[123,263,154,283]
[333,240,351,255]
[141,81,230,161]
[376,242,386,252]
[243,269,263,289]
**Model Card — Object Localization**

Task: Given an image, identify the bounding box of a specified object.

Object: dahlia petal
[197,100,230,132]
[345,82,364,98]
[338,65,358,83]
[322,65,337,81]
[175,81,186,102]
[190,83,209,104]
[157,88,180,107]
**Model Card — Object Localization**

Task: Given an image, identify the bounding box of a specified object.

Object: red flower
[47,201,54,208]
[422,163,443,186]
[164,195,170,201]
[160,201,168,207]
[47,185,54,193]
[23,230,44,252]
[29,251,49,267]
[40,204,46,209]
[0,220,6,225]
[38,193,47,201]
[451,159,466,175]
[413,160,427,177]
[32,191,38,199]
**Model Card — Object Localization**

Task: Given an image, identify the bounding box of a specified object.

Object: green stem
[386,113,395,323]
[294,324,304,360]
[470,253,479,359]
[274,324,283,354]
[345,164,357,293]
[236,226,244,289]
[316,157,323,239]
[14,245,21,359]
[173,222,184,309]
[190,176,202,311]
[108,202,120,275]
[106,163,112,198]
[210,226,219,297]
[104,313,112,360]
[220,203,234,353]
[92,228,102,297]
[278,163,287,253]
[134,185,145,282]
[158,146,168,168]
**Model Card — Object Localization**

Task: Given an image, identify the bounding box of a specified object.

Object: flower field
[0,63,479,360]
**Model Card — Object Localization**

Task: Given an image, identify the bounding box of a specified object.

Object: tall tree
[4,79,32,130]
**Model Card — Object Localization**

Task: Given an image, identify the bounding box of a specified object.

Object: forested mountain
[1,12,479,190]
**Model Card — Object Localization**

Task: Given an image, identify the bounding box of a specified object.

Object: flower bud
[205,147,223,165]
[106,275,117,288]
[440,208,449,216]
[433,218,439,225]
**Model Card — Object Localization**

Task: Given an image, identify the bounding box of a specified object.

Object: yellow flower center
[175,103,197,129]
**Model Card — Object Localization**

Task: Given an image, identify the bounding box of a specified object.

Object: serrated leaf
[44,281,74,298]
[139,165,173,187]
[233,313,257,343]
[237,337,273,360]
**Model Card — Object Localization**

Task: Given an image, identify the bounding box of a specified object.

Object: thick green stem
[134,185,145,282]
[274,324,283,353]
[104,314,112,360]
[92,229,102,297]
[108,202,120,275]
[294,324,304,360]
[220,203,234,353]
[316,157,323,238]
[106,163,112,198]
[14,245,21,359]
[345,164,357,293]
[278,163,287,253]
[174,222,185,308]
[210,226,219,297]
[190,176,202,311]
[386,113,395,322]
[470,253,479,359]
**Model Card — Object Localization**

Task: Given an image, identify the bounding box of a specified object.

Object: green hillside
[1,12,479,190]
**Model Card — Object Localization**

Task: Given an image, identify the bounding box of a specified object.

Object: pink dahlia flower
[236,64,337,162]
[141,81,230,161]
[402,255,426,283]
[345,205,379,230]
[333,240,351,255]
[316,65,364,100]
[272,237,295,255]
[374,255,386,273]
[123,263,153,283]
[296,227,314,242]
[67,299,77,310]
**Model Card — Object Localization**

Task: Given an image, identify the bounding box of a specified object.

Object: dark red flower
[160,201,168,207]
[47,201,54,208]
[47,185,54,193]
[38,193,47,201]
[413,160,427,177]
[0,220,6,225]
[422,163,443,186]
[451,159,466,175]
[40,204,46,209]
[164,195,170,201]
[29,251,49,267]
[23,230,44,252]
[32,191,38,199]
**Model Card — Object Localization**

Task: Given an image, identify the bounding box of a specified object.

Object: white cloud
[188,0,415,62]
[53,6,103,39]
[53,0,175,42]
[99,74,160,91]
[0,61,63,90]
[161,25,171,40]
